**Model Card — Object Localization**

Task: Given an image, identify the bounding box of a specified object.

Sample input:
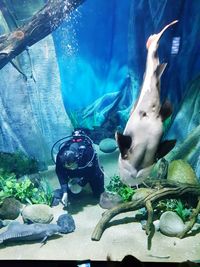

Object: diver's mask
[63,150,78,170]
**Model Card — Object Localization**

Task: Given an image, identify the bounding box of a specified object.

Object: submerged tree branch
[0,0,85,70]
[91,180,200,241]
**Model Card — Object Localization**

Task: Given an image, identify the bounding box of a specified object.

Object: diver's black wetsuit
[55,134,104,198]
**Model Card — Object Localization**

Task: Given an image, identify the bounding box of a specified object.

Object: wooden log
[0,0,85,69]
[178,197,200,238]
[145,200,153,235]
[91,181,200,241]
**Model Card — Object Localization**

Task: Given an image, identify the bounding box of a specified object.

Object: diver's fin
[115,132,132,159]
[155,63,167,78]
[160,99,173,121]
[156,139,176,160]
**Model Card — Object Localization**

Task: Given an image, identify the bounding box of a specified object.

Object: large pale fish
[116,21,178,187]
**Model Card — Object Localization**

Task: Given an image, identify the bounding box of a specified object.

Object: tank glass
[0,0,199,264]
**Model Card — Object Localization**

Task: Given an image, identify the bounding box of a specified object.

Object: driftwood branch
[145,200,153,235]
[178,197,200,238]
[0,0,85,70]
[91,180,200,241]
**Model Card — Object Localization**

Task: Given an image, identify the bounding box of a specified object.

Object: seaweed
[106,174,135,202]
[0,170,53,206]
[155,198,192,222]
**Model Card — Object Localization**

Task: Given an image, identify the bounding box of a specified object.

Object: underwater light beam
[0,0,86,70]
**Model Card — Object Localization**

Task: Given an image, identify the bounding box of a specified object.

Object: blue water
[53,0,131,111]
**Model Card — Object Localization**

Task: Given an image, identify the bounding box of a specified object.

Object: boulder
[0,198,22,220]
[99,191,123,209]
[167,160,199,185]
[99,138,117,153]
[57,214,75,234]
[21,204,53,224]
[159,211,186,237]
[132,188,155,202]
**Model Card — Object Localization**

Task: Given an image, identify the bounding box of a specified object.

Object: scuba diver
[54,129,104,207]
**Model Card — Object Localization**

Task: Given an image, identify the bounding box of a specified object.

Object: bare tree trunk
[0,0,85,69]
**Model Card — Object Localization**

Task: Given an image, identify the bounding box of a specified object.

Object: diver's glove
[51,188,62,206]
[61,192,68,207]
[61,184,69,207]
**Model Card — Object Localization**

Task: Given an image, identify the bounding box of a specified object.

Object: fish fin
[40,236,48,246]
[156,139,176,159]
[115,132,132,159]
[155,63,167,78]
[160,99,173,121]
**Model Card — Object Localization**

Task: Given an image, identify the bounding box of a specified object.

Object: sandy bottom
[0,148,200,263]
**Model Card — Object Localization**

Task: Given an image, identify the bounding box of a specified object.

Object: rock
[99,191,123,209]
[135,208,147,220]
[0,198,22,220]
[167,160,198,185]
[21,204,53,224]
[99,138,117,153]
[132,188,155,202]
[197,214,200,224]
[159,211,186,237]
[153,220,160,231]
[57,214,75,234]
[0,219,4,228]
[140,220,147,230]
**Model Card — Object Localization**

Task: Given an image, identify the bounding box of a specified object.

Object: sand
[0,148,199,263]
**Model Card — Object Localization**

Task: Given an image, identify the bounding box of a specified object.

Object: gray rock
[140,220,147,230]
[141,219,160,231]
[0,198,22,220]
[159,211,186,237]
[57,214,75,234]
[99,138,117,153]
[197,214,200,224]
[99,192,123,209]
[153,220,160,231]
[21,204,53,224]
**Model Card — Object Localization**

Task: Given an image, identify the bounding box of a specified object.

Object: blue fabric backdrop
[53,0,200,140]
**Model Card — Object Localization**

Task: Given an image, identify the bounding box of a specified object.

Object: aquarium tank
[0,0,199,265]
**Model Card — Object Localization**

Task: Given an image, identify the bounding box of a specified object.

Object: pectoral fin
[155,63,167,78]
[160,99,173,121]
[156,139,176,160]
[115,132,132,159]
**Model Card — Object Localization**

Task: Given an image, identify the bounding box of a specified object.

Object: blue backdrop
[53,0,200,140]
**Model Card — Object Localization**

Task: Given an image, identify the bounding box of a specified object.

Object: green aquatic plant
[30,177,53,206]
[106,174,123,193]
[106,174,135,202]
[0,151,38,178]
[118,186,135,202]
[0,171,53,206]
[155,198,191,222]
[174,199,192,222]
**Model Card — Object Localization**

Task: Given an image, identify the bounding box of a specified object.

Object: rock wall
[0,36,72,168]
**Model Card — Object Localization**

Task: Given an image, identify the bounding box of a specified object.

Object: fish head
[146,20,178,51]
[46,224,61,236]
[118,156,138,186]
